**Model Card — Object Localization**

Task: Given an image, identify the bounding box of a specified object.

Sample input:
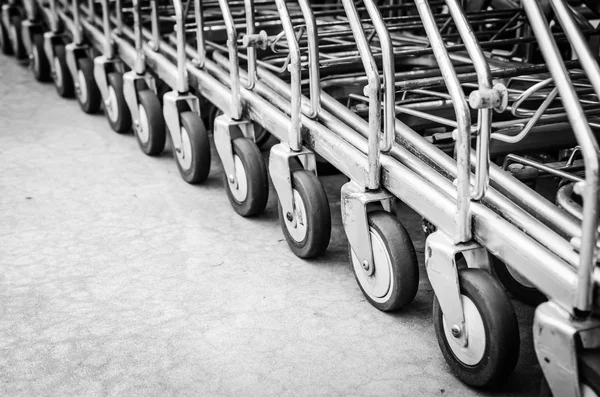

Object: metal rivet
[286,212,293,222]
[362,260,370,271]
[228,174,235,184]
[451,325,462,338]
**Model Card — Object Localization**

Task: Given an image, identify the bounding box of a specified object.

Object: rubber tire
[175,111,211,184]
[52,44,74,98]
[31,33,50,82]
[540,349,600,396]
[8,15,25,59]
[106,72,132,133]
[136,89,166,156]
[277,169,331,259]
[433,268,520,388]
[351,211,419,312]
[76,57,101,113]
[223,137,268,217]
[492,256,546,307]
[0,20,13,55]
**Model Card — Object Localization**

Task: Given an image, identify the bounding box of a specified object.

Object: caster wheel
[76,57,101,113]
[433,268,520,388]
[223,137,268,217]
[105,72,132,133]
[52,44,75,97]
[8,16,25,59]
[277,169,331,258]
[30,33,50,81]
[135,89,166,156]
[492,256,546,306]
[0,19,13,55]
[350,211,419,311]
[540,349,600,396]
[175,111,211,184]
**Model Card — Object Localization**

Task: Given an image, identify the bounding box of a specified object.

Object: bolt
[362,260,370,271]
[451,325,462,339]
[228,174,235,184]
[286,212,293,222]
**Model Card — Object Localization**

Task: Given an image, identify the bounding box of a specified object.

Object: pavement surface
[0,54,541,396]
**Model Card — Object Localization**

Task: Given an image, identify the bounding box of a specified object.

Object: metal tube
[72,0,83,44]
[274,0,302,151]
[132,0,145,74]
[415,0,471,243]
[194,0,205,66]
[297,0,320,118]
[217,0,242,119]
[341,0,381,190]
[172,0,189,93]
[444,0,491,201]
[523,0,599,312]
[363,0,395,154]
[100,0,113,58]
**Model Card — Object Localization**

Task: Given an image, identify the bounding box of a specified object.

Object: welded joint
[241,31,268,50]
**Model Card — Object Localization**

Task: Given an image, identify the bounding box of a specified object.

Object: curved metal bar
[274,0,302,151]
[415,0,471,243]
[363,0,395,154]
[341,0,381,190]
[72,0,83,44]
[444,0,491,201]
[132,0,145,74]
[100,0,113,58]
[194,0,205,67]
[217,0,242,119]
[297,0,320,119]
[172,0,189,93]
[523,0,600,312]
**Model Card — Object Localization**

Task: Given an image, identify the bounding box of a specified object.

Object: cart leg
[427,231,519,387]
[535,301,600,397]
[269,143,331,258]
[342,181,419,311]
[214,114,268,217]
[163,91,210,183]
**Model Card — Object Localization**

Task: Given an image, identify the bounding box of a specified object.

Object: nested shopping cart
[205,0,600,393]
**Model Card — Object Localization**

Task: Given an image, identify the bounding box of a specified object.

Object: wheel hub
[53,57,62,87]
[442,295,486,366]
[351,229,392,301]
[177,126,193,171]
[106,86,119,122]
[137,104,150,144]
[228,155,248,203]
[77,70,88,103]
[285,189,308,242]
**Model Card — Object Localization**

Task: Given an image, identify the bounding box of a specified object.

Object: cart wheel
[0,19,13,55]
[8,15,25,59]
[433,268,519,387]
[540,349,600,396]
[30,33,50,81]
[105,72,131,133]
[76,57,101,113]
[175,111,211,184]
[277,169,331,258]
[223,137,268,217]
[52,44,74,98]
[492,256,546,307]
[135,89,166,156]
[350,211,419,311]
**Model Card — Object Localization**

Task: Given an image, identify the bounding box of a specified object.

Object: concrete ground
[0,54,541,396]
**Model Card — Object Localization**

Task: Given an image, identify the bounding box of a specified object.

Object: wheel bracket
[65,43,88,96]
[162,91,200,158]
[425,230,490,347]
[214,114,254,188]
[534,301,600,397]
[269,142,316,229]
[341,181,395,276]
